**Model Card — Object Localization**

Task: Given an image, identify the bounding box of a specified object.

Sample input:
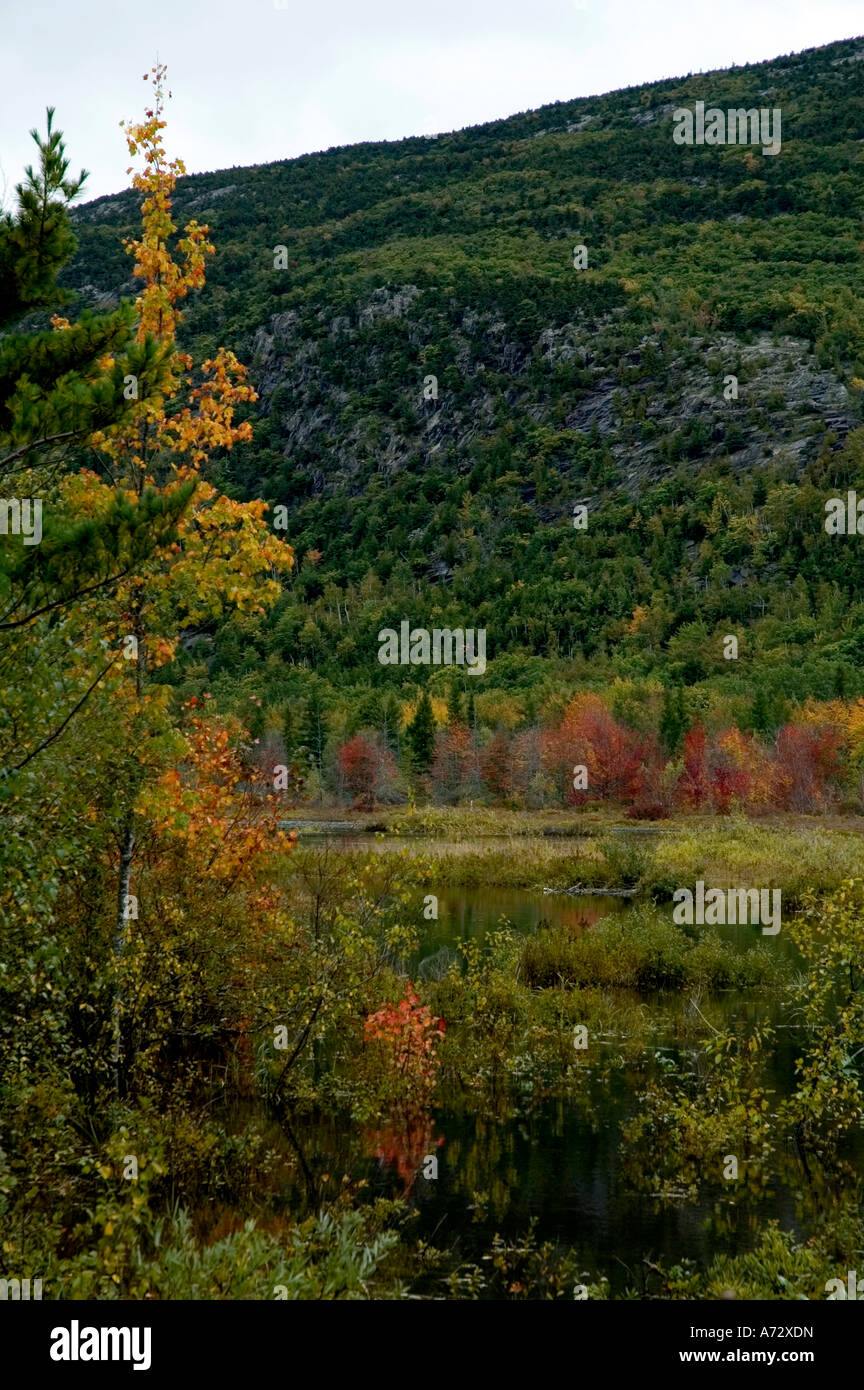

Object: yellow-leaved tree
[60,65,294,1095]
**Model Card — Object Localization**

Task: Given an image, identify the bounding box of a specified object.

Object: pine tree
[446,678,463,725]
[0,107,87,322]
[247,699,266,741]
[748,685,773,738]
[659,685,687,756]
[0,109,172,484]
[353,689,381,734]
[381,693,402,753]
[300,689,330,777]
[0,106,186,731]
[466,689,477,742]
[406,690,435,773]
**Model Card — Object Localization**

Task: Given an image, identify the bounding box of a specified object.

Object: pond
[396,883,813,1296]
[238,835,862,1296]
[415,885,625,968]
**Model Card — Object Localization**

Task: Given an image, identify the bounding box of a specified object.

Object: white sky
[1,0,862,206]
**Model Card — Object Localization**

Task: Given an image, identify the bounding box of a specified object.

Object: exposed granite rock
[246,285,858,508]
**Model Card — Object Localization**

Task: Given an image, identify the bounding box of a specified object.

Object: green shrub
[520,910,782,991]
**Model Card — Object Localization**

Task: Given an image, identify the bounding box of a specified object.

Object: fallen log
[542,883,637,897]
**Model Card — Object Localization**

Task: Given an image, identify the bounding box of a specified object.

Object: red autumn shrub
[678,724,708,808]
[707,737,752,814]
[627,734,674,819]
[364,985,446,1105]
[676,723,754,813]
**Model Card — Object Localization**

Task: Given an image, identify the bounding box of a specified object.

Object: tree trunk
[111,815,136,1097]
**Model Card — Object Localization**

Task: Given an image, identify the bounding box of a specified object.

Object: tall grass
[646,818,864,905]
[341,817,864,900]
[519,907,785,991]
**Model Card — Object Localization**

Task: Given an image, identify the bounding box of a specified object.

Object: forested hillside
[60,36,864,804]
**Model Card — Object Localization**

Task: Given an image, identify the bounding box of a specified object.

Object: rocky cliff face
[250,288,856,505]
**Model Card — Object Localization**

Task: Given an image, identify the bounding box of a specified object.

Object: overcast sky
[1,0,861,206]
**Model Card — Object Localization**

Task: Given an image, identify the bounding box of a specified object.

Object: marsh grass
[331,815,864,900]
[519,906,786,992]
[647,818,864,905]
[382,806,607,840]
[649,1202,864,1300]
[597,835,652,886]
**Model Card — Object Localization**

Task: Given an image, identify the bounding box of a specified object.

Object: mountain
[62,35,864,729]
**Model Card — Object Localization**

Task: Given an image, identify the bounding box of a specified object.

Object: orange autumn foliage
[770,723,844,812]
[93,65,256,476]
[71,65,293,675]
[138,705,295,888]
[544,693,645,804]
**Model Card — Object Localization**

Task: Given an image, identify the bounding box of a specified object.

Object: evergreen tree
[0,107,87,322]
[0,108,187,746]
[406,690,435,773]
[446,678,463,725]
[247,699,266,741]
[380,693,402,752]
[748,685,788,739]
[300,688,330,777]
[466,689,477,741]
[0,109,171,487]
[353,689,381,734]
[659,685,687,756]
[749,685,771,737]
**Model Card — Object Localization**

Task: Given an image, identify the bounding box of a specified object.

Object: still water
[402,884,808,1295]
[237,845,859,1296]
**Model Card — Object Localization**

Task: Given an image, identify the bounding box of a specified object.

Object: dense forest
[51,35,864,810]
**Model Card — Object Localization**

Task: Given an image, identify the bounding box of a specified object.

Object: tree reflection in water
[364,1108,445,1194]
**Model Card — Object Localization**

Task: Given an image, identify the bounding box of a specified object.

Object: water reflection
[417,886,623,962]
[233,869,862,1292]
[364,1110,444,1195]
